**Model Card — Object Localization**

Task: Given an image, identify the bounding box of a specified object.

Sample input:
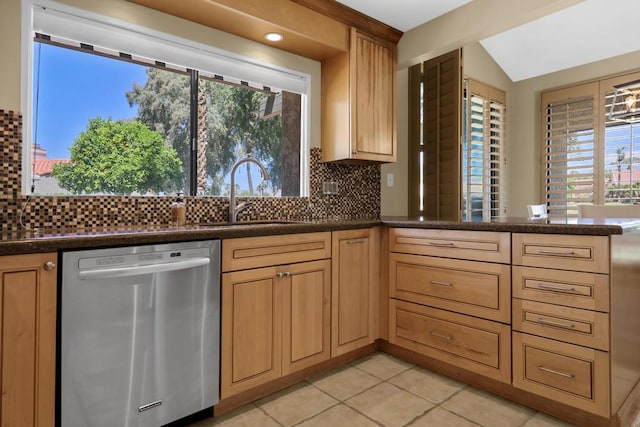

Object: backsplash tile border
[1,109,380,232]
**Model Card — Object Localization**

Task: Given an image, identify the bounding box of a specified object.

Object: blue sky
[33,43,146,158]
[32,42,271,194]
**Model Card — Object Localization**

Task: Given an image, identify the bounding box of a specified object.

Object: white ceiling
[480,0,640,82]
[336,0,472,32]
[336,0,640,82]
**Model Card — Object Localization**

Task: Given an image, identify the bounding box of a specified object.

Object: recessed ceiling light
[264,32,283,42]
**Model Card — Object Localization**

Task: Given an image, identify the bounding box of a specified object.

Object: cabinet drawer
[512,234,609,273]
[513,266,609,312]
[222,232,331,272]
[513,332,610,416]
[390,253,510,323]
[390,299,511,383]
[390,228,510,263]
[513,299,609,351]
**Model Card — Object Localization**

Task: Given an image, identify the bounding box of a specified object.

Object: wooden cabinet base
[380,341,638,427]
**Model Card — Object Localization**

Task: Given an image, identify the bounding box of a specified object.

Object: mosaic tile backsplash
[1,110,380,232]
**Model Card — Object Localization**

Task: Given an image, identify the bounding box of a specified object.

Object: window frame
[20,0,311,196]
[540,70,640,218]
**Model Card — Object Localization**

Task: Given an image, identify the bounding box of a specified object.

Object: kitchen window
[541,71,640,218]
[22,1,310,197]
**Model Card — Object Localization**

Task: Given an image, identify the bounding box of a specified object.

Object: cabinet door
[351,28,396,162]
[282,260,331,375]
[1,253,56,427]
[221,267,282,398]
[332,229,374,356]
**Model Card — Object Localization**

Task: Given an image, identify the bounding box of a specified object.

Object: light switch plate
[386,173,394,187]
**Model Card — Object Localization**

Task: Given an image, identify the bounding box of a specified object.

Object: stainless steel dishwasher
[60,240,220,427]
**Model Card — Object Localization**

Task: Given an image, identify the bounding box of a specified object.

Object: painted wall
[385,0,640,217]
[0,0,322,148]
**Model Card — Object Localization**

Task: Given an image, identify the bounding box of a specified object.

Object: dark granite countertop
[382,216,640,235]
[2,216,640,256]
[0,220,380,256]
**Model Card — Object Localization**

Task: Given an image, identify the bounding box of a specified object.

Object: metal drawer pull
[430,331,452,341]
[429,280,453,287]
[536,283,577,293]
[346,239,366,245]
[428,242,456,247]
[276,272,291,278]
[537,365,575,378]
[536,249,576,256]
[536,317,576,329]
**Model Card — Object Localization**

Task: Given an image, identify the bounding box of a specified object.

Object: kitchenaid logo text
[96,256,125,266]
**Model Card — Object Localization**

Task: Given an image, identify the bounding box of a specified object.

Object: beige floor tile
[258,383,338,426]
[346,382,434,427]
[389,366,465,403]
[188,405,280,427]
[212,407,280,427]
[297,404,379,427]
[352,352,414,380]
[523,412,576,427]
[409,407,480,427]
[310,366,382,401]
[442,388,535,427]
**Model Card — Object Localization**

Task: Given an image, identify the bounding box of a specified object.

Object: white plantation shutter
[602,79,640,205]
[463,79,506,221]
[541,83,598,218]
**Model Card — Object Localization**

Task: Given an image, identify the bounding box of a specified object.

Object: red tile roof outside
[33,158,69,176]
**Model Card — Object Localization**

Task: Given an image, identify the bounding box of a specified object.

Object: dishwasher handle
[78,257,211,280]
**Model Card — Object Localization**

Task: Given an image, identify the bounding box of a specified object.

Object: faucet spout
[229,155,270,223]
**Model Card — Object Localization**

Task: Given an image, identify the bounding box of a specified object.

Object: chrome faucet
[229,155,270,222]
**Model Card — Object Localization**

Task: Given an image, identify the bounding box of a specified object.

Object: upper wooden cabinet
[0,253,57,427]
[322,28,397,163]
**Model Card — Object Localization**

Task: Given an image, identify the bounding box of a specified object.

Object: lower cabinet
[388,228,512,383]
[389,299,511,383]
[220,233,332,399]
[0,253,57,427]
[331,228,379,356]
[511,233,615,417]
[513,332,610,416]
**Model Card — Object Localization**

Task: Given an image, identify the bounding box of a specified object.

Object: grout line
[254,404,285,427]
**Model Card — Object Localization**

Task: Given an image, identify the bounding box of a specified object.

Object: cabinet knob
[276,272,291,278]
[44,261,56,271]
[351,150,358,155]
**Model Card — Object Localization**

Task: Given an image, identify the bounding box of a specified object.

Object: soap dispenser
[171,193,186,226]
